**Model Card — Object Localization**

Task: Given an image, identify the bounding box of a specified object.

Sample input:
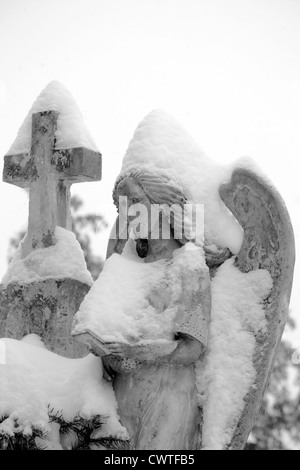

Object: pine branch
[1,408,130,451]
[0,415,46,451]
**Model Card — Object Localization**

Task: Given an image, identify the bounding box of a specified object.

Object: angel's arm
[204,245,232,268]
[164,334,204,365]
[103,334,203,365]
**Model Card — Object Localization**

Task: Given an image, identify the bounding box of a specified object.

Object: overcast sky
[0,0,299,331]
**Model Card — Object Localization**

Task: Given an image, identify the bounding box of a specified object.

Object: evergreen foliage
[0,409,130,450]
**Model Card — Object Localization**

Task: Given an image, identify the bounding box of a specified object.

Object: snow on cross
[2,82,102,258]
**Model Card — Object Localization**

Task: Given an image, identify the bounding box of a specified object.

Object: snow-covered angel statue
[73,111,295,450]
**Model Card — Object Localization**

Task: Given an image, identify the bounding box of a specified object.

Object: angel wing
[219,167,295,449]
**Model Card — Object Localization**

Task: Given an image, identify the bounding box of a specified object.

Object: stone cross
[3,110,102,258]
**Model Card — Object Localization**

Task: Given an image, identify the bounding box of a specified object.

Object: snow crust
[73,240,206,345]
[197,258,273,449]
[21,334,47,349]
[6,81,98,155]
[0,338,127,444]
[117,110,244,253]
[2,227,93,287]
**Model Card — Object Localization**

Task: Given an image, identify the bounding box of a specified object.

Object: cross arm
[52,148,102,183]
[3,153,38,188]
[3,147,102,188]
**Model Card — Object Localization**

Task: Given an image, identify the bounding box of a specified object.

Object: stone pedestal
[0,279,90,358]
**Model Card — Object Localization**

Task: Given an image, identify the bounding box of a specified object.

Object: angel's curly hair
[113,168,192,245]
[113,168,188,208]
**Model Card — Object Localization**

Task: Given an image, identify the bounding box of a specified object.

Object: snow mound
[6,80,99,155]
[21,334,47,349]
[2,226,93,287]
[73,240,207,345]
[117,110,244,253]
[197,258,273,450]
[0,338,127,442]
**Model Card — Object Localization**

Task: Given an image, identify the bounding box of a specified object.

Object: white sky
[0,0,299,332]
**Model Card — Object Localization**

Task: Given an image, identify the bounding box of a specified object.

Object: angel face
[116,177,151,208]
[115,173,192,251]
[116,177,152,241]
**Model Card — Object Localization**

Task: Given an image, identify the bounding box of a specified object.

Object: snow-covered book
[72,241,208,355]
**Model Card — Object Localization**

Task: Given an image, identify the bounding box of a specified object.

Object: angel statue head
[112,168,201,257]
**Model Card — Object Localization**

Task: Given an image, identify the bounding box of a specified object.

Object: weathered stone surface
[0,279,90,358]
[219,168,295,449]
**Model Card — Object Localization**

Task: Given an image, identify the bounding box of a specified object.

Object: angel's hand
[167,336,204,366]
[104,342,135,357]
[103,341,175,362]
[204,245,232,267]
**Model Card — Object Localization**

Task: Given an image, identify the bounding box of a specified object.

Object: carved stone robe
[103,251,211,450]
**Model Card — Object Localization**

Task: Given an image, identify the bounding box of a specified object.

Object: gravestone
[0,103,102,358]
